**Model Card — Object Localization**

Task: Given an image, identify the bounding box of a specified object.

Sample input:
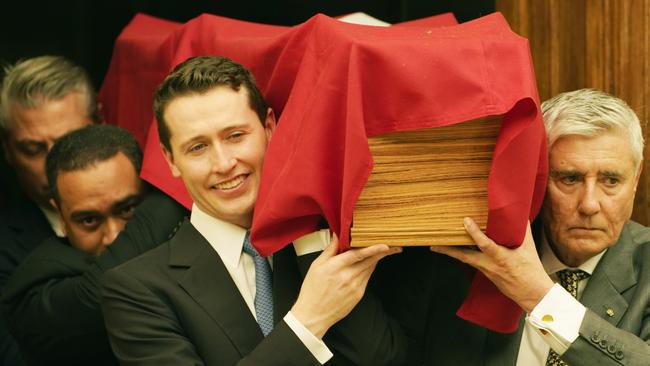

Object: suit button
[590,332,601,343]
[607,344,617,354]
[615,350,624,360]
[599,339,608,348]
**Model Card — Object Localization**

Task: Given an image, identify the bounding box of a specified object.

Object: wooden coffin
[351,116,501,247]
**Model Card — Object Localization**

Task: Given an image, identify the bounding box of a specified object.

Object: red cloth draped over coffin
[99,12,547,333]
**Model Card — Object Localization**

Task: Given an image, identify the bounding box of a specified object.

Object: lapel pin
[606,308,615,317]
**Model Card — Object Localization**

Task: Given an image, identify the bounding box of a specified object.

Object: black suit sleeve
[102,267,321,366]
[294,252,408,366]
[0,189,187,365]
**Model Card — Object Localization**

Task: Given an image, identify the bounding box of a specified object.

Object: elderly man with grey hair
[428,88,650,366]
[0,55,96,365]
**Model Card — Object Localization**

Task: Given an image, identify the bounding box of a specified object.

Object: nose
[210,145,237,174]
[577,182,601,216]
[101,218,126,246]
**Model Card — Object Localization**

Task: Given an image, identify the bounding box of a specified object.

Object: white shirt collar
[539,228,606,276]
[190,204,248,269]
[39,204,65,237]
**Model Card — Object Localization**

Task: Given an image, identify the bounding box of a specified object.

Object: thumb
[321,232,339,258]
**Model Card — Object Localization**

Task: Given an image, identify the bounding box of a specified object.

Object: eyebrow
[15,139,47,148]
[549,169,582,178]
[600,170,623,179]
[69,194,142,220]
[70,210,101,221]
[110,194,143,214]
[179,123,251,150]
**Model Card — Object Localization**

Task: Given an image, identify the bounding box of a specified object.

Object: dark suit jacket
[0,189,187,366]
[0,195,53,290]
[0,194,54,366]
[377,221,650,366]
[101,220,407,366]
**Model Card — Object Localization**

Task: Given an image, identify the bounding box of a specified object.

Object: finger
[336,244,390,267]
[348,246,401,273]
[430,245,483,268]
[352,261,378,287]
[462,217,499,256]
[317,235,339,261]
[521,221,534,248]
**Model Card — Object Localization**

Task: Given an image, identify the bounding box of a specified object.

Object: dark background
[0,0,494,204]
[0,0,494,90]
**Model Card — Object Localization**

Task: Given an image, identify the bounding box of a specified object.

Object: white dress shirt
[516,230,606,366]
[39,204,64,237]
[190,204,333,364]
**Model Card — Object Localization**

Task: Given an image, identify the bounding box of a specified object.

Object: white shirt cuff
[293,229,330,256]
[526,283,587,355]
[284,311,333,364]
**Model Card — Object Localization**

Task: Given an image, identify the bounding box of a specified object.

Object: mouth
[569,226,604,232]
[212,174,247,191]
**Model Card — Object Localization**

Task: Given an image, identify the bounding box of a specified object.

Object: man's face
[55,152,142,256]
[541,132,641,267]
[2,92,92,208]
[162,86,275,228]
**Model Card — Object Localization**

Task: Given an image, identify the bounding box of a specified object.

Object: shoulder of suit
[22,236,83,263]
[107,221,191,275]
[625,220,650,246]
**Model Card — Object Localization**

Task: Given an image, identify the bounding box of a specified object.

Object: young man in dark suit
[101,56,406,366]
[1,125,187,365]
[428,89,650,365]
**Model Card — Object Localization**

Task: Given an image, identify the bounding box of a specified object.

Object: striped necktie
[545,269,589,366]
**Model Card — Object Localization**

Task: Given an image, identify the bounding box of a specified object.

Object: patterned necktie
[545,269,590,366]
[242,231,274,336]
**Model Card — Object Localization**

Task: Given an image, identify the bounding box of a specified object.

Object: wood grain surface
[351,117,501,247]
[497,0,650,225]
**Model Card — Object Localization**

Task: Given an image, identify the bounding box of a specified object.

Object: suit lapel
[484,316,525,366]
[169,221,264,356]
[580,222,637,327]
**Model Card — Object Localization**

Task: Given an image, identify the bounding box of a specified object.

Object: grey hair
[0,55,97,131]
[541,88,644,168]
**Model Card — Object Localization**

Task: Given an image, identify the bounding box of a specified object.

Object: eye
[603,176,620,187]
[188,143,207,153]
[559,175,579,185]
[77,216,101,230]
[226,131,245,141]
[16,142,48,158]
[118,205,137,219]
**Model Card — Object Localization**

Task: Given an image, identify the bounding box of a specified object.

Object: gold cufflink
[542,314,554,322]
[606,308,614,317]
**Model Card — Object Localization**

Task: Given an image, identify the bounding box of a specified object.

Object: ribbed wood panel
[497,0,650,225]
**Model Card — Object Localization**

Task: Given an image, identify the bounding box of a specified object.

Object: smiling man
[429,89,650,366]
[100,56,406,366]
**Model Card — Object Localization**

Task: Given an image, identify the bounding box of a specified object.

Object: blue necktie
[242,231,274,336]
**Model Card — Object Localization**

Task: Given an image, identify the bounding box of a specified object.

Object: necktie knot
[242,232,260,257]
[556,269,589,298]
